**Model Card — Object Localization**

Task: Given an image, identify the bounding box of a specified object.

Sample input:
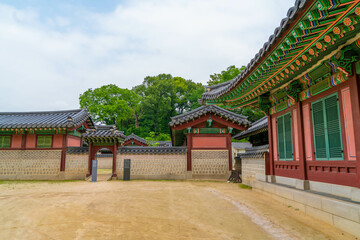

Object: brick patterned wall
[116,154,187,179]
[97,157,113,169]
[0,150,61,180]
[191,150,229,175]
[241,157,265,186]
[65,153,88,179]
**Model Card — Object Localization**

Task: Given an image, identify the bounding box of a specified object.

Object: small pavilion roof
[233,116,268,139]
[82,125,126,143]
[169,105,250,127]
[124,133,148,145]
[0,109,93,129]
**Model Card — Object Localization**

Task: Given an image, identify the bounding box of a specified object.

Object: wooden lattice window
[0,136,11,148]
[277,112,293,161]
[311,93,343,160]
[37,135,52,148]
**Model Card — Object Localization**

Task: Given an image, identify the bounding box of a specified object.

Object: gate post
[112,143,117,178]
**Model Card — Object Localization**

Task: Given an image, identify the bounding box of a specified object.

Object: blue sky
[0,0,294,111]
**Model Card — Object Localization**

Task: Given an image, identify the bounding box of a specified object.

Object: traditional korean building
[202,1,360,233]
[169,105,249,177]
[0,109,93,171]
[203,0,360,189]
[122,133,148,146]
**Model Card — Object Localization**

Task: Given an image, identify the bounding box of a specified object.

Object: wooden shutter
[0,136,11,148]
[37,136,44,148]
[284,114,293,160]
[44,136,52,148]
[277,116,285,160]
[312,100,327,160]
[324,95,343,159]
[312,93,343,160]
[37,136,52,148]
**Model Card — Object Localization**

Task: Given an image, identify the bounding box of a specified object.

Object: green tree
[207,65,245,86]
[133,74,204,134]
[79,84,141,130]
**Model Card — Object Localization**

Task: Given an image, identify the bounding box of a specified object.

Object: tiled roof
[205,81,233,92]
[232,142,252,149]
[118,146,187,154]
[82,125,126,139]
[169,105,250,127]
[238,144,269,158]
[66,147,89,154]
[0,109,93,129]
[202,0,309,100]
[124,133,148,145]
[234,116,268,139]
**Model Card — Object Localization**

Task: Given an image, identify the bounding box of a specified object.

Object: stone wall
[0,150,62,180]
[116,153,187,180]
[97,157,113,169]
[241,157,265,186]
[64,152,88,180]
[191,150,229,179]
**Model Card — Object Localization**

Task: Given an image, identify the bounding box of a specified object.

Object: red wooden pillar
[87,142,93,177]
[60,134,67,171]
[227,134,233,170]
[267,115,275,176]
[21,134,26,149]
[187,134,192,171]
[296,101,307,180]
[112,143,117,177]
[349,65,360,187]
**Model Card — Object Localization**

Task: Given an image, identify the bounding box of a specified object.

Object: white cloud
[0,0,294,111]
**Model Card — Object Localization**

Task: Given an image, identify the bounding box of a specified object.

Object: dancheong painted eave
[202,0,360,110]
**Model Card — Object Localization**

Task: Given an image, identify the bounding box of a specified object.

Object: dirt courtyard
[0,180,356,240]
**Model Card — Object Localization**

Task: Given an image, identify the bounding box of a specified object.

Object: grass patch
[238,183,252,189]
[131,179,178,182]
[97,169,112,174]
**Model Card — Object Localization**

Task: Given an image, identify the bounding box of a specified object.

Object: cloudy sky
[0,0,294,111]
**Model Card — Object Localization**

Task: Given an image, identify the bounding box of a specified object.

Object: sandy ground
[0,180,357,240]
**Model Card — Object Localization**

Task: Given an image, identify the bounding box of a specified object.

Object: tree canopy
[79,84,141,129]
[207,65,245,86]
[79,66,265,141]
[79,75,204,140]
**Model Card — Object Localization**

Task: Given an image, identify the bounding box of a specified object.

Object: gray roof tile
[124,133,148,145]
[118,146,187,154]
[0,109,93,129]
[234,116,268,139]
[169,105,250,127]
[82,125,126,139]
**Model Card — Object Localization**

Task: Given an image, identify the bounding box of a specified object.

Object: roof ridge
[250,116,268,126]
